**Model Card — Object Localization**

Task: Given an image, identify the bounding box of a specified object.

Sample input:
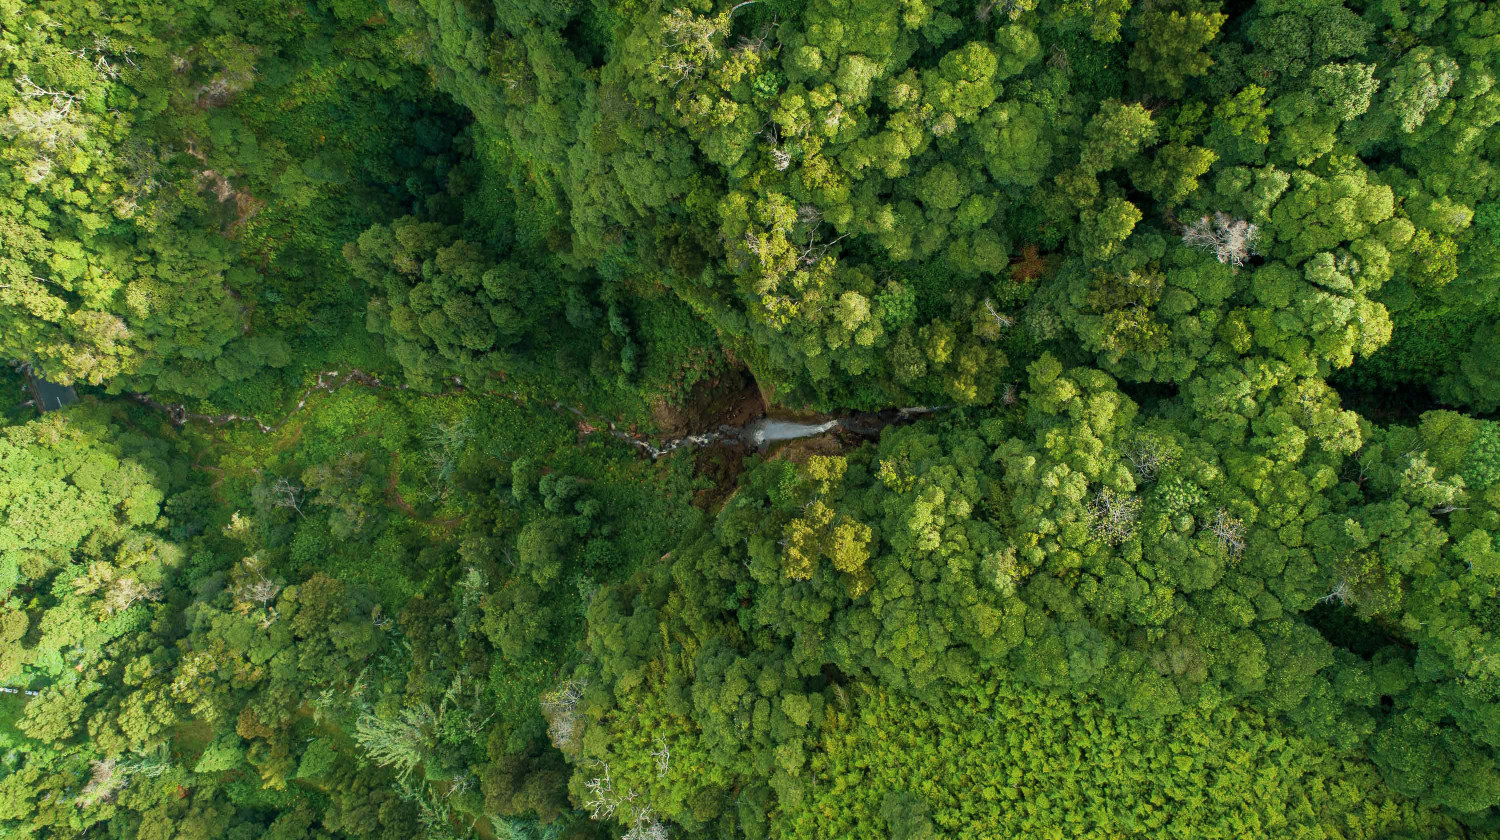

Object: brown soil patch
[692,442,751,512]
[655,368,767,512]
[767,432,846,464]
[651,369,765,437]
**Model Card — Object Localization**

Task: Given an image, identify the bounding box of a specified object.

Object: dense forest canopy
[3,0,1500,838]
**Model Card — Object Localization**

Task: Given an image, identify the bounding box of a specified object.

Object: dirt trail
[385,451,466,531]
[385,451,418,517]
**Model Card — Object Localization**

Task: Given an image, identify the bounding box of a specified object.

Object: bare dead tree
[743,229,765,260]
[6,74,89,174]
[22,149,54,183]
[624,807,670,840]
[268,477,305,518]
[16,74,82,114]
[230,553,283,626]
[1319,579,1353,606]
[1206,508,1247,558]
[983,298,1015,330]
[70,35,138,80]
[244,564,280,607]
[798,231,848,267]
[1088,488,1142,545]
[584,760,670,840]
[1123,435,1173,483]
[1342,458,1370,488]
[541,679,589,753]
[650,737,671,779]
[584,761,625,820]
[75,759,126,808]
[654,8,724,85]
[104,576,160,615]
[1182,212,1260,267]
[736,13,778,54]
[758,123,791,170]
[823,101,845,133]
[655,53,701,87]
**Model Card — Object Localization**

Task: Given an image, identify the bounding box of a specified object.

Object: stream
[121,369,942,459]
[562,404,944,458]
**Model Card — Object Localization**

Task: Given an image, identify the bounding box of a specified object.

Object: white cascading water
[747,418,840,447]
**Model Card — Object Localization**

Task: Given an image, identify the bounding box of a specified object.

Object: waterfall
[746,418,841,447]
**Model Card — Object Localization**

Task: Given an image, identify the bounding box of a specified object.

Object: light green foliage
[1377,47,1461,135]
[1133,143,1217,205]
[0,409,173,687]
[993,26,1040,80]
[976,101,1054,189]
[1310,62,1381,123]
[1078,100,1159,174]
[1462,422,1500,489]
[1052,0,1135,43]
[0,5,235,387]
[792,678,1464,839]
[354,704,434,780]
[197,734,248,774]
[0,412,164,576]
[1077,196,1142,260]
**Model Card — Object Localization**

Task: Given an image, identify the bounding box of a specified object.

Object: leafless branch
[983,298,1015,330]
[1205,508,1246,558]
[1123,435,1173,482]
[541,679,588,752]
[270,478,305,518]
[1183,212,1260,267]
[1319,579,1352,606]
[1088,488,1142,545]
[650,737,671,779]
